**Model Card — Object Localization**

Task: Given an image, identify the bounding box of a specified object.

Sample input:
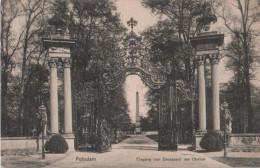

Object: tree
[23,64,49,136]
[16,0,49,136]
[108,85,132,132]
[2,0,130,137]
[144,88,159,131]
[142,0,216,138]
[1,0,24,136]
[142,0,216,82]
[212,0,260,132]
[1,0,50,136]
[140,116,152,131]
[222,34,259,132]
[48,0,130,136]
[67,0,128,133]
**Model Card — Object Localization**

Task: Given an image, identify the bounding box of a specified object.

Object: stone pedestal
[135,92,141,134]
[63,134,75,151]
[135,128,141,134]
[195,133,206,151]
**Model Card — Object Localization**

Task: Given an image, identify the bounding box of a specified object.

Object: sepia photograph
[1,0,260,167]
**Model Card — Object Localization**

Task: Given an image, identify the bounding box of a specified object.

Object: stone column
[197,56,207,133]
[63,58,73,134]
[210,54,220,130]
[49,59,59,134]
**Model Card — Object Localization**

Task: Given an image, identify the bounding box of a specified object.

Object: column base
[195,131,207,151]
[49,132,59,136]
[62,133,75,151]
[196,130,207,135]
[212,129,221,133]
[38,134,48,138]
[63,133,74,137]
[135,128,141,134]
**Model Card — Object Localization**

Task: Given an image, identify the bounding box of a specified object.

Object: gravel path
[2,135,231,168]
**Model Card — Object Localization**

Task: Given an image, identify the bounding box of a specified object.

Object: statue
[64,27,70,37]
[225,108,232,133]
[37,105,48,136]
[42,111,48,136]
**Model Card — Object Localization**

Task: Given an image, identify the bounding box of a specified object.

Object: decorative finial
[127,17,137,32]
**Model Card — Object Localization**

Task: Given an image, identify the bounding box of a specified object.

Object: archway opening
[125,75,149,123]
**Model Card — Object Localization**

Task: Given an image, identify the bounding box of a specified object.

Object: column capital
[209,53,220,65]
[195,55,206,66]
[48,58,59,68]
[62,58,71,68]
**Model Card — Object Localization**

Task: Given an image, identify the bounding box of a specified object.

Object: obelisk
[135,92,141,134]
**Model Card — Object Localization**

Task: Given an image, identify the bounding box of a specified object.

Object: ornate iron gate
[95,77,112,152]
[158,80,193,150]
[158,83,178,150]
[73,18,196,152]
[73,76,112,153]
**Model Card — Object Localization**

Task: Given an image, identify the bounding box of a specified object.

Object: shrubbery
[45,135,68,153]
[200,130,224,151]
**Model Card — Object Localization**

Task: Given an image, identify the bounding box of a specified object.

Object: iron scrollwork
[158,85,178,150]
[176,80,194,101]
[103,18,167,90]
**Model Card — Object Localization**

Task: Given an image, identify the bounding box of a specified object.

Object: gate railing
[158,79,194,150]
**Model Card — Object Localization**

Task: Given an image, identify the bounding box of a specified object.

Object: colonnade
[48,58,73,135]
[196,53,220,133]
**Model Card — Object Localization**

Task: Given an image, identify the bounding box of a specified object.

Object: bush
[45,135,68,153]
[200,130,224,151]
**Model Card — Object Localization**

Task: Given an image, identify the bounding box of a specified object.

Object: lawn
[212,157,260,167]
[146,135,158,142]
[112,135,130,144]
[147,134,260,167]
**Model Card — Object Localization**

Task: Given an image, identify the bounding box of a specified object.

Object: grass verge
[212,157,260,167]
[146,135,158,142]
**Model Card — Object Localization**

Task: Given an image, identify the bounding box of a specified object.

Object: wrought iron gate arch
[77,17,195,152]
[104,66,166,90]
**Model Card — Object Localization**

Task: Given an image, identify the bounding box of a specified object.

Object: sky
[115,0,159,122]
[115,0,160,33]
